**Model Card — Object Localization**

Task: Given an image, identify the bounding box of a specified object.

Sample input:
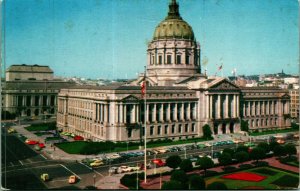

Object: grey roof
[64,84,191,91]
[6,64,53,73]
[3,81,75,90]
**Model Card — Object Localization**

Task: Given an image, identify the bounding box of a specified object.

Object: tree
[179,159,193,172]
[257,142,270,153]
[269,141,279,151]
[284,144,297,158]
[196,156,214,175]
[188,174,205,190]
[234,151,249,164]
[291,122,299,130]
[273,145,286,157]
[161,180,184,190]
[240,120,249,132]
[202,124,212,139]
[222,148,234,157]
[206,182,228,190]
[250,147,265,163]
[166,155,182,170]
[236,145,249,153]
[170,170,188,187]
[218,152,232,167]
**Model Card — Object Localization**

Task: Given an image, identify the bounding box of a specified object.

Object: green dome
[153,19,194,40]
[153,0,195,41]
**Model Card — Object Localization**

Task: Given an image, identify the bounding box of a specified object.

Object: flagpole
[143,66,147,183]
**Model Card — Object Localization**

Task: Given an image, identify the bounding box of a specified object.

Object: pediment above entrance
[209,79,240,91]
[121,95,140,102]
[280,93,290,99]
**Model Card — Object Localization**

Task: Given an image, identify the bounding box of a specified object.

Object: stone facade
[2,65,75,119]
[57,0,291,142]
[289,89,299,119]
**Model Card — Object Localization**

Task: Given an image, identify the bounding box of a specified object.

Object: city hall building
[57,0,291,142]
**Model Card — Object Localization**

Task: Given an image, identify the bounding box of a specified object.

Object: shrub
[239,164,253,169]
[206,181,228,190]
[234,151,249,164]
[252,161,269,167]
[223,166,236,172]
[161,180,184,190]
[222,148,234,157]
[202,124,212,139]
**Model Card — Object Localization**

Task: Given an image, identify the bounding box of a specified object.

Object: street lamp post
[93,174,96,188]
[154,154,157,174]
[184,147,187,159]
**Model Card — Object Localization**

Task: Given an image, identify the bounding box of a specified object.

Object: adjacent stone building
[57,0,291,142]
[2,64,75,119]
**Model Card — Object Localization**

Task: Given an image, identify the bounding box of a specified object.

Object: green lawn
[25,123,56,132]
[249,128,297,136]
[55,141,89,154]
[286,161,299,167]
[205,167,299,189]
[55,137,213,154]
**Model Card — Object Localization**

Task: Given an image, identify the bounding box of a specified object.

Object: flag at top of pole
[141,80,146,98]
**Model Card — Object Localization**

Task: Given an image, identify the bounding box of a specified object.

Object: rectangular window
[176,55,181,64]
[150,126,154,135]
[158,55,162,65]
[185,124,188,132]
[158,126,161,135]
[167,55,172,64]
[178,124,182,133]
[171,125,175,134]
[186,55,190,64]
[192,124,195,132]
[164,125,168,134]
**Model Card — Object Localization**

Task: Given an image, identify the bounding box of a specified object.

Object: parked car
[152,159,165,167]
[118,166,132,173]
[40,173,49,182]
[90,160,104,167]
[128,166,140,171]
[25,139,39,145]
[7,128,16,134]
[139,163,151,170]
[39,143,45,148]
[34,145,42,151]
[106,153,121,160]
[74,135,84,141]
[108,167,118,174]
[197,144,206,149]
[68,175,77,184]
[205,142,212,147]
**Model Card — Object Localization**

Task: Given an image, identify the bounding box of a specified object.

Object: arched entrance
[230,122,234,133]
[34,109,39,116]
[26,109,31,116]
[222,123,226,134]
[213,123,218,135]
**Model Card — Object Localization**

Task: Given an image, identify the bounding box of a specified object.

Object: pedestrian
[54,146,56,151]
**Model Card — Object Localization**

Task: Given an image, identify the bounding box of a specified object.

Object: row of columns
[206,94,239,119]
[115,102,197,124]
[16,95,56,107]
[243,100,282,117]
[249,118,278,128]
[95,103,109,123]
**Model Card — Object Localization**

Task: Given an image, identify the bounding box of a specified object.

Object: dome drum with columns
[145,0,201,86]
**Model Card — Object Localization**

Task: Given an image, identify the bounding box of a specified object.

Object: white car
[106,153,121,160]
[118,166,132,173]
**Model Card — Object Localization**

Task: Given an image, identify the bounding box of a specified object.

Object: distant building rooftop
[6,64,53,73]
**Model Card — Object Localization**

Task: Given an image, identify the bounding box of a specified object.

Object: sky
[3,0,299,79]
